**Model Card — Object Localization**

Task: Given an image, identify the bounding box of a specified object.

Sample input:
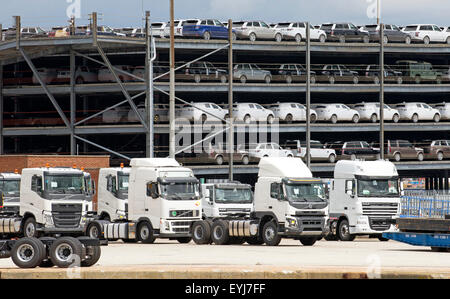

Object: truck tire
[378,236,389,242]
[81,245,101,267]
[11,237,45,269]
[137,221,156,244]
[337,219,355,241]
[176,237,192,244]
[245,236,264,245]
[211,220,230,245]
[49,237,83,268]
[262,221,281,246]
[192,221,211,245]
[299,237,318,246]
[86,221,103,239]
[23,217,40,238]
[38,237,56,267]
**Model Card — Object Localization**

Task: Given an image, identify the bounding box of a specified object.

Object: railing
[401,190,450,219]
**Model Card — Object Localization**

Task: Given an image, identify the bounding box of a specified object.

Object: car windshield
[160,182,199,200]
[44,174,85,194]
[284,183,327,202]
[215,187,253,204]
[118,174,129,191]
[277,23,291,28]
[357,179,399,197]
[0,179,20,196]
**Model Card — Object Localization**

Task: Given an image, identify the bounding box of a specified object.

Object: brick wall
[0,155,110,209]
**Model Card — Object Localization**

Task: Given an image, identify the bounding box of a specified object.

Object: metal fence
[401,190,450,219]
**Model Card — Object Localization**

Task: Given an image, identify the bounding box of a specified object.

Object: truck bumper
[283,216,329,237]
[349,216,398,234]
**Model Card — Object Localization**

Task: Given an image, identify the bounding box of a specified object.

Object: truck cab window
[31,176,42,192]
[146,182,158,197]
[270,183,281,199]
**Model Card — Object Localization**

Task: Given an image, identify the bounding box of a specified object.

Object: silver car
[233,63,272,84]
[232,21,283,42]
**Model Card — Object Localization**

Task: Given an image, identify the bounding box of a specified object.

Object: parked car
[384,140,424,161]
[402,24,450,44]
[233,63,272,84]
[422,140,450,161]
[395,60,443,84]
[241,143,294,158]
[274,64,316,84]
[269,102,317,123]
[206,143,253,165]
[126,103,169,124]
[4,27,48,39]
[53,66,97,84]
[151,22,168,38]
[321,64,359,84]
[182,19,235,40]
[394,102,441,123]
[102,106,129,123]
[185,61,228,83]
[114,27,135,36]
[320,22,369,43]
[48,26,70,38]
[74,25,125,36]
[165,19,199,37]
[176,102,226,122]
[231,103,275,124]
[352,102,400,123]
[363,24,413,44]
[32,68,57,84]
[432,102,450,120]
[232,21,283,42]
[282,140,337,163]
[272,22,326,43]
[312,103,360,123]
[364,64,403,84]
[325,141,379,161]
[98,65,134,82]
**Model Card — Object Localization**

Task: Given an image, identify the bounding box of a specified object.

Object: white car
[127,103,168,123]
[150,22,168,38]
[164,19,198,37]
[176,102,226,122]
[32,68,57,84]
[402,24,450,44]
[311,103,360,124]
[269,102,317,123]
[433,102,450,120]
[232,21,283,42]
[272,22,326,43]
[240,143,294,158]
[231,103,275,124]
[283,140,337,163]
[55,66,97,84]
[352,102,400,123]
[394,102,441,123]
[98,65,134,82]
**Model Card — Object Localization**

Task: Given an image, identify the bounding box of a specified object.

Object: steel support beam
[169,0,175,158]
[379,23,385,159]
[228,19,234,181]
[0,64,3,155]
[306,22,311,168]
[70,50,76,155]
[74,135,131,160]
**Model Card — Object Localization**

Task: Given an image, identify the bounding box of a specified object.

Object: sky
[1,0,449,29]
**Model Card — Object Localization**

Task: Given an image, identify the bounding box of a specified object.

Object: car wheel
[405,36,411,44]
[295,34,302,43]
[373,76,380,84]
[446,37,450,44]
[76,77,84,84]
[220,75,227,83]
[423,36,430,44]
[203,31,211,40]
[264,75,271,84]
[275,33,282,42]
[392,114,400,123]
[194,74,201,83]
[433,113,440,123]
[352,114,360,123]
[412,114,419,123]
[244,114,251,124]
[215,155,224,165]
[240,75,247,84]
[397,76,403,85]
[319,34,326,43]
[310,113,317,123]
[363,35,370,43]
[370,114,377,123]
[331,114,338,124]
[437,151,444,161]
[267,114,274,124]
[393,152,401,162]
[285,114,293,123]
[415,76,421,84]
[329,76,335,84]
[242,155,249,165]
[382,35,388,44]
[417,152,424,161]
[350,154,357,160]
[328,154,336,163]
[339,35,345,43]
[249,32,256,42]
[352,76,359,84]
[286,75,293,84]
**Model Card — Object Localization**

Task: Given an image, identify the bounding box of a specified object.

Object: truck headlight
[286,217,297,227]
[43,212,53,226]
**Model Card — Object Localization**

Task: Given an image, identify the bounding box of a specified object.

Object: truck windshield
[215,187,253,204]
[160,182,199,200]
[284,183,326,202]
[44,174,85,194]
[357,179,399,197]
[0,179,20,197]
[118,174,129,191]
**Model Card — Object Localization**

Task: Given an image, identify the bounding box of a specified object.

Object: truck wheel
[378,236,389,242]
[49,237,83,268]
[137,221,156,244]
[11,237,45,269]
[87,221,103,239]
[177,237,192,244]
[192,221,211,245]
[23,217,40,238]
[245,236,264,245]
[337,219,355,241]
[262,221,281,246]
[299,237,317,246]
[81,246,101,267]
[211,220,230,245]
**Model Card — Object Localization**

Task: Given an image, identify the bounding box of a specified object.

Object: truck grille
[171,220,193,233]
[169,210,198,218]
[298,216,326,232]
[51,203,82,228]
[368,217,392,231]
[362,203,398,216]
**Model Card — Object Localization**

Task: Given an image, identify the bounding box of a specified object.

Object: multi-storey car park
[1,15,450,189]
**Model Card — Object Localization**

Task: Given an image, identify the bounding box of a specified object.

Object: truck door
[29,175,44,222]
[269,182,287,223]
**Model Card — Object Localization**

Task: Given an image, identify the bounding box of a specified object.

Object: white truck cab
[0,173,21,215]
[97,166,130,222]
[327,160,400,241]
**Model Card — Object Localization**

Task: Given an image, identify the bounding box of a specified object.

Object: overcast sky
[1,0,449,29]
